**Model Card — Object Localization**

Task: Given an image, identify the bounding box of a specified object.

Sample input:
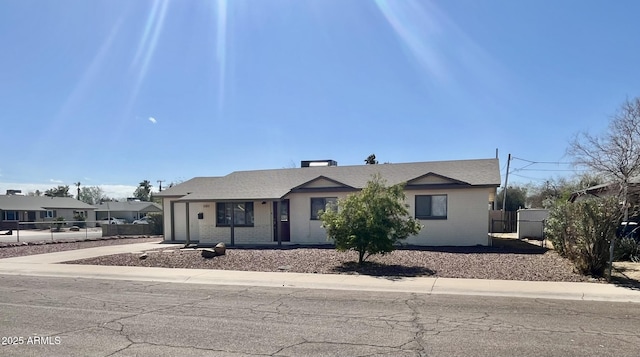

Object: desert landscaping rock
[5,236,632,283]
[66,244,591,282]
[214,242,226,255]
[201,249,217,259]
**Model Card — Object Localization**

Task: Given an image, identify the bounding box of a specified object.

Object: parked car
[133,217,149,224]
[617,222,640,242]
[97,217,125,226]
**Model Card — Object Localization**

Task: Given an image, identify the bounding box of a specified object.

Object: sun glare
[215,0,228,114]
[127,0,169,111]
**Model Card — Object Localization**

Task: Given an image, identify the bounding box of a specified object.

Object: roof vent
[301,160,338,168]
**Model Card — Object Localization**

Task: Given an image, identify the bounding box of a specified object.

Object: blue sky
[1,0,639,198]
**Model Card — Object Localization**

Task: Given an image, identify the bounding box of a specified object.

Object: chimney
[301,160,338,168]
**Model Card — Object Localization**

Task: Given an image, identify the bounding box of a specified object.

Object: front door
[273,200,290,242]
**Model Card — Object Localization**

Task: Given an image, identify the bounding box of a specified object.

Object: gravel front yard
[64,238,591,282]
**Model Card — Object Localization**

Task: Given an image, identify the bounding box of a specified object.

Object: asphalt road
[1,275,639,357]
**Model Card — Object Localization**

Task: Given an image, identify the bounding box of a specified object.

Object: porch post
[276,200,282,247]
[185,202,190,246]
[230,202,235,246]
[170,201,175,242]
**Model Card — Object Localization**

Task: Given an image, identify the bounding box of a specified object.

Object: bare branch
[569,97,640,184]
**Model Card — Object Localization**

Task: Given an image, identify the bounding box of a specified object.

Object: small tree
[79,186,106,205]
[52,216,66,232]
[569,97,640,277]
[569,97,640,220]
[319,174,422,265]
[495,185,527,211]
[526,174,603,208]
[545,197,621,277]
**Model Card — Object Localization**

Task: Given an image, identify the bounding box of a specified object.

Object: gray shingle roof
[155,177,223,197]
[0,196,96,211]
[94,201,162,212]
[168,158,500,201]
[568,176,640,202]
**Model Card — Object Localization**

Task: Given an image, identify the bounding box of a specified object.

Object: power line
[509,173,554,181]
[515,168,590,172]
[511,156,573,165]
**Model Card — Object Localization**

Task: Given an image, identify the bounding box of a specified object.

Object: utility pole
[157,180,165,192]
[502,154,511,231]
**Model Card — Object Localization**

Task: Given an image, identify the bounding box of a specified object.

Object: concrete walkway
[1,242,639,303]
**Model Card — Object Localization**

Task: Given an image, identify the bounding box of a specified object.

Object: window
[40,210,56,219]
[216,202,254,227]
[415,195,447,219]
[3,211,18,220]
[310,197,337,220]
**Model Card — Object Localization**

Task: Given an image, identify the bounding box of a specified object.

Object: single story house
[0,195,97,230]
[94,200,162,223]
[156,158,501,246]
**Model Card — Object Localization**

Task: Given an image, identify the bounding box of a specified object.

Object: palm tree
[364,154,378,165]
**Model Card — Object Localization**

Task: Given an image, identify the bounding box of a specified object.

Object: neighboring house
[0,195,96,229]
[94,200,162,223]
[568,177,640,223]
[568,177,640,204]
[156,158,501,246]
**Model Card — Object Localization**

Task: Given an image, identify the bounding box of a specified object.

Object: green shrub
[615,237,640,262]
[319,174,422,265]
[146,213,163,235]
[52,217,66,232]
[73,213,86,228]
[545,197,620,277]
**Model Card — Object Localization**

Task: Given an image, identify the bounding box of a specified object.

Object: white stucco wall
[162,198,171,239]
[285,187,492,246]
[167,186,493,246]
[285,191,351,244]
[197,201,273,245]
[404,188,492,246]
